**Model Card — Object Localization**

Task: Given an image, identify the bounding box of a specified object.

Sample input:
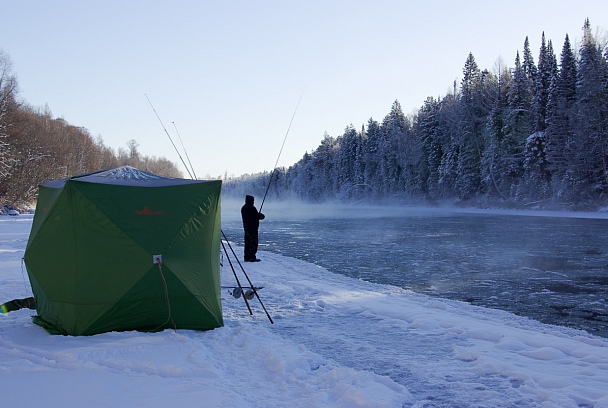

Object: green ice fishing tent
[23,166,223,335]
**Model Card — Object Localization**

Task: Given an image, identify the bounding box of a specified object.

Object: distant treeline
[0,50,182,208]
[225,20,608,210]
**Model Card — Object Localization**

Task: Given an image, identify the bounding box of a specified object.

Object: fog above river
[222,197,608,223]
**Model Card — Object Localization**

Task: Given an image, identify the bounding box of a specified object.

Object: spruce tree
[379,101,408,196]
[334,125,361,199]
[363,119,382,198]
[545,34,578,200]
[310,133,337,199]
[456,53,485,199]
[522,37,538,95]
[573,19,608,197]
[416,97,442,197]
[501,51,534,198]
[483,59,510,199]
[437,89,462,197]
[534,33,553,132]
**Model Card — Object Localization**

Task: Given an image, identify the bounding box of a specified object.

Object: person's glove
[259,212,265,220]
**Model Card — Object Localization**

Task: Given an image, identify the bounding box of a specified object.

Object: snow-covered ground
[2,215,608,407]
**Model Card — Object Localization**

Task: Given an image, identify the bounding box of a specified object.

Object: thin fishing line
[259,89,305,212]
[145,94,194,179]
[172,121,198,180]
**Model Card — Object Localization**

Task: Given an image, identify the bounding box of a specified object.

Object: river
[221,200,608,337]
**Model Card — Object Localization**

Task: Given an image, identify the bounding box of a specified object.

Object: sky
[2,213,608,406]
[2,1,607,178]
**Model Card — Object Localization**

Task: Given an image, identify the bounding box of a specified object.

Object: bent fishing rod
[258,89,305,213]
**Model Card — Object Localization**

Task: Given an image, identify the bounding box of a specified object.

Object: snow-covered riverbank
[2,215,607,407]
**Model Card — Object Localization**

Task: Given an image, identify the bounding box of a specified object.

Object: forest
[2,20,607,211]
[0,49,181,210]
[225,20,608,210]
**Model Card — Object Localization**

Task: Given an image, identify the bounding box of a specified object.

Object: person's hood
[245,195,254,205]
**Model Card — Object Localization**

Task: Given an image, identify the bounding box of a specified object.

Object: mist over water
[222,199,608,337]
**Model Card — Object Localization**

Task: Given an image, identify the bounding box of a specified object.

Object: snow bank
[2,215,608,407]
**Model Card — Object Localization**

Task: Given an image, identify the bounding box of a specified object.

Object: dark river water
[221,201,608,337]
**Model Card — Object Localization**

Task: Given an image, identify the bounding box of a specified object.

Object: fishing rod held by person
[259,89,305,213]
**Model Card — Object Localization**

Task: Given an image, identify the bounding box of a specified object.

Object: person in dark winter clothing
[241,195,265,262]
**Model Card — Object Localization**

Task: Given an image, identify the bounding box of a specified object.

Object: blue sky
[2,1,607,178]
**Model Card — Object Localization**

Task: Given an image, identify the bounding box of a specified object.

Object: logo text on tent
[135,206,163,215]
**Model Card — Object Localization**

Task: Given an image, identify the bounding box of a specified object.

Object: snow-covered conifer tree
[379,101,408,196]
[545,34,578,199]
[334,125,361,199]
[571,19,608,198]
[456,53,486,199]
[362,119,382,199]
[482,59,510,200]
[416,97,442,197]
[533,33,554,132]
[500,50,534,198]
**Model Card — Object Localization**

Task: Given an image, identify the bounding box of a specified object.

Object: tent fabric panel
[33,301,107,336]
[71,181,218,255]
[26,182,153,335]
[165,188,222,322]
[40,266,174,336]
[83,265,222,335]
[26,184,66,252]
[68,188,152,306]
[24,183,79,331]
[64,181,222,334]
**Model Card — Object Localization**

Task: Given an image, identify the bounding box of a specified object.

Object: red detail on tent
[135,206,163,215]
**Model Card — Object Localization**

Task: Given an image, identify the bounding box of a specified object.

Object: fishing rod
[258,89,305,213]
[172,121,198,180]
[145,94,194,179]
[222,230,274,324]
